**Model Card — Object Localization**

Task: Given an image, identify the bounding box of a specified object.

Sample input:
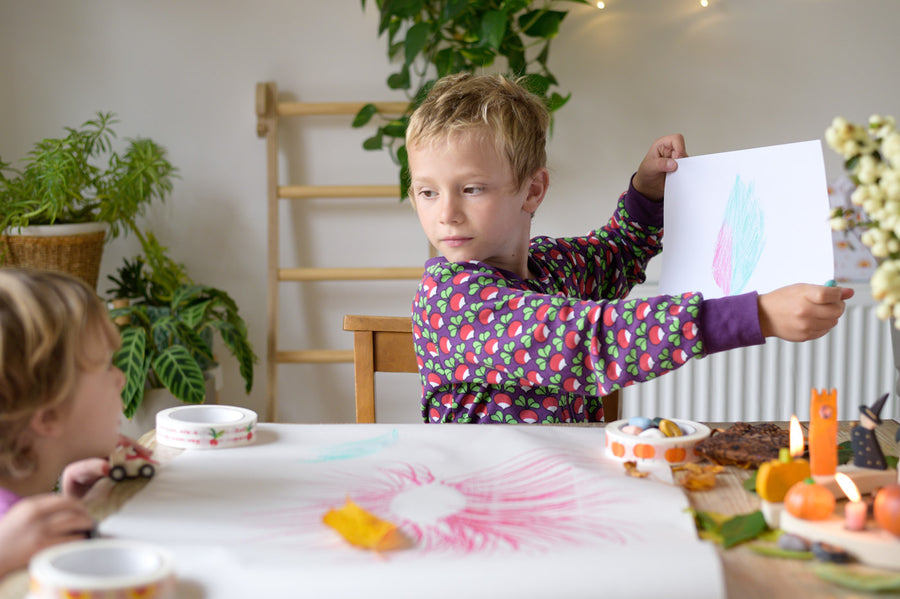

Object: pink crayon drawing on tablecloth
[243,448,643,555]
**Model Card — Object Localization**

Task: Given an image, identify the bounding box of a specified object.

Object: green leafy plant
[0,111,176,238]
[108,228,257,418]
[355,0,588,196]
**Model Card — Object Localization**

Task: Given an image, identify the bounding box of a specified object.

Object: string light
[700,0,709,6]
[596,1,605,8]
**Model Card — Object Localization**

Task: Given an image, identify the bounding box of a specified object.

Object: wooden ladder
[255,82,424,421]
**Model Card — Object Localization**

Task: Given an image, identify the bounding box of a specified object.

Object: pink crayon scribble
[242,449,644,556]
[712,224,734,295]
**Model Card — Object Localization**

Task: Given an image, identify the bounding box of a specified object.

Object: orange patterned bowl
[605,418,711,468]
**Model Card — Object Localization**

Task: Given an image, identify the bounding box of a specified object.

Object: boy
[408,73,852,423]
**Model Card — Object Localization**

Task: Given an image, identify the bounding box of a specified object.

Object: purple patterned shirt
[412,183,764,423]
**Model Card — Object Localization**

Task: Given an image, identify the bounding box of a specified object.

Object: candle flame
[835,472,861,502]
[789,415,803,457]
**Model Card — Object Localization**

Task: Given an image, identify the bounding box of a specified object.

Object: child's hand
[60,435,151,498]
[60,458,110,499]
[0,494,93,578]
[758,284,855,341]
[632,134,687,201]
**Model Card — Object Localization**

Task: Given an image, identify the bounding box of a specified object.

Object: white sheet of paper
[659,140,834,298]
[100,424,724,599]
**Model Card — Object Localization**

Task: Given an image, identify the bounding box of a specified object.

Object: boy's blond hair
[406,73,550,191]
[0,269,120,477]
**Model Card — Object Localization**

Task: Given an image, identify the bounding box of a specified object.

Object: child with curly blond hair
[0,269,143,578]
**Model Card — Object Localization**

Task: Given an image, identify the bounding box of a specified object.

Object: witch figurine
[851,393,888,470]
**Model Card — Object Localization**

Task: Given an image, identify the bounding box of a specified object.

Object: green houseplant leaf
[359,0,589,199]
[109,227,258,417]
[0,112,177,238]
[152,345,207,405]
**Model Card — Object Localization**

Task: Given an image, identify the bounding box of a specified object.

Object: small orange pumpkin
[784,478,835,521]
[665,447,687,463]
[873,484,900,537]
[611,442,625,458]
[633,444,656,459]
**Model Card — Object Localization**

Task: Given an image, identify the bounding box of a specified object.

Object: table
[1,420,897,599]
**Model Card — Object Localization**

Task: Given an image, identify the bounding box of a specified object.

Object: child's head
[406,73,550,192]
[406,74,551,276]
[0,269,123,479]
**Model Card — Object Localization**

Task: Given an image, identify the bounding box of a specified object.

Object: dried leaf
[674,462,724,491]
[323,497,411,552]
[623,461,649,478]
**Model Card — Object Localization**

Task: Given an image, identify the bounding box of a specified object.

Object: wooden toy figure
[851,393,888,470]
[809,388,838,476]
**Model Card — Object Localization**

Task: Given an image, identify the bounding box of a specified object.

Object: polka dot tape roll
[28,539,175,599]
[155,404,257,449]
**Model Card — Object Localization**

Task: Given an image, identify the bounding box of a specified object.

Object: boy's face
[60,331,125,461]
[408,131,547,278]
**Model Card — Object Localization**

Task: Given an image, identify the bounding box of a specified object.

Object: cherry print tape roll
[28,539,175,599]
[155,404,258,449]
[605,418,711,467]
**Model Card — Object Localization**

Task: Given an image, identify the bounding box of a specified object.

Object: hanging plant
[356,0,589,197]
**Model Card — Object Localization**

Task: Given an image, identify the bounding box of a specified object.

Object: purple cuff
[623,177,664,228]
[698,292,765,355]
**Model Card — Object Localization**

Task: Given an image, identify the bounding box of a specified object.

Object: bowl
[605,418,711,467]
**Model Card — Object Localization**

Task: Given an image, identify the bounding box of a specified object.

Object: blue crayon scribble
[712,175,766,295]
[302,429,399,462]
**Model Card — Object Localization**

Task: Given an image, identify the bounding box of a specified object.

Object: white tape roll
[155,404,258,449]
[28,539,175,599]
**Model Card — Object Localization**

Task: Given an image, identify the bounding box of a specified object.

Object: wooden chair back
[341,314,622,423]
[342,315,417,423]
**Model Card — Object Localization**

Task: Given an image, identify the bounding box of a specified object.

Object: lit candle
[756,416,810,502]
[835,472,866,531]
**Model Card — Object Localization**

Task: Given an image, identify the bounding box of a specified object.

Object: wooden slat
[279,267,423,282]
[275,350,353,364]
[278,185,401,199]
[277,101,409,117]
[343,315,413,334]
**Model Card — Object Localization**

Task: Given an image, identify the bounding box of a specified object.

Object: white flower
[828,114,900,324]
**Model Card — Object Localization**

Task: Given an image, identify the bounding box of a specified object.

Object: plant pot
[119,366,221,438]
[1,222,107,290]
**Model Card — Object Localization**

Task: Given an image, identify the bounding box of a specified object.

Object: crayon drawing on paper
[659,140,834,299]
[711,175,766,296]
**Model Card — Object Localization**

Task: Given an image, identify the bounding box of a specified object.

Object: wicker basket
[0,224,106,290]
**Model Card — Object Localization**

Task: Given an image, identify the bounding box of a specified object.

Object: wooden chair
[341,314,622,424]
[342,315,417,423]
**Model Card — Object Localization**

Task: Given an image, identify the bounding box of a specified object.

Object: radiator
[620,294,898,422]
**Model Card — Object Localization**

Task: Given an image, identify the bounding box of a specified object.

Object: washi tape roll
[155,404,258,449]
[28,539,175,599]
[605,418,711,467]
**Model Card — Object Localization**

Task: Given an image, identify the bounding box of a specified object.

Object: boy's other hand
[633,134,687,201]
[758,284,855,341]
[0,494,93,578]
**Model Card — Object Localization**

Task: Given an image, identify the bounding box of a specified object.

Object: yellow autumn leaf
[322,498,411,552]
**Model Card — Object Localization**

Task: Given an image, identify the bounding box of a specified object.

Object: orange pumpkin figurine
[784,478,835,521]
[873,484,900,537]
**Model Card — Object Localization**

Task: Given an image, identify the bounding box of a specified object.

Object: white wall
[2,0,899,423]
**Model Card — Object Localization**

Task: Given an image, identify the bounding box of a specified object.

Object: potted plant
[0,111,176,288]
[107,228,257,424]
[355,0,588,196]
